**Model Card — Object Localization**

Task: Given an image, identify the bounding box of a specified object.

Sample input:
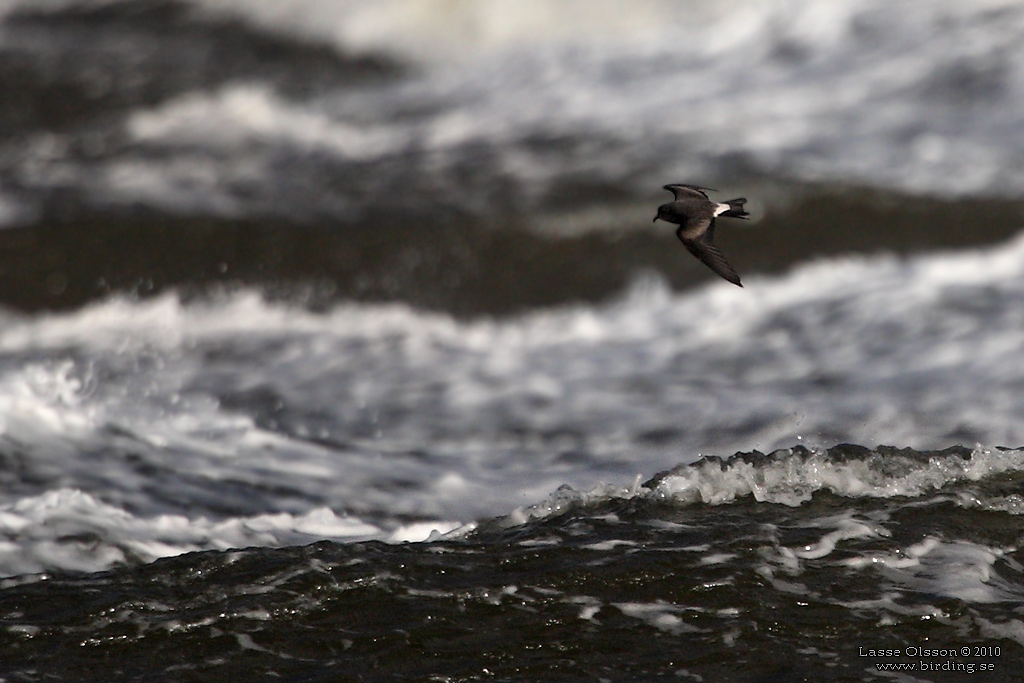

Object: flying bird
[653,184,749,287]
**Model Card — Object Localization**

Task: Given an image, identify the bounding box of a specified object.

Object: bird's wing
[676,214,712,241]
[663,184,716,201]
[676,221,743,287]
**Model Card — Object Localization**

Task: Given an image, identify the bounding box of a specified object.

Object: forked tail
[720,198,750,219]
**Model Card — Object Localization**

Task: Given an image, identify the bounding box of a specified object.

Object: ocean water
[2,1,1024,681]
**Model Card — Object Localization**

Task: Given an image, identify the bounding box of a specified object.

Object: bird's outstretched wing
[663,183,717,201]
[676,221,743,287]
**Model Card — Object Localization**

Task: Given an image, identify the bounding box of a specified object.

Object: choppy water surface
[2,1,1024,681]
[3,445,1024,681]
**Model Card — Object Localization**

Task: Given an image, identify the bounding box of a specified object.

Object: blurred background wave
[2,0,1023,314]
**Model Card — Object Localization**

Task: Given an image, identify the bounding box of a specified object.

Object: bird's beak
[652,216,659,223]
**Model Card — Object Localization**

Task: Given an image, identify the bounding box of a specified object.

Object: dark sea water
[3,1,1024,681]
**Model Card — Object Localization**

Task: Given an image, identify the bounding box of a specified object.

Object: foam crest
[0,488,463,577]
[650,446,1024,507]
[500,476,644,529]
[494,445,1024,532]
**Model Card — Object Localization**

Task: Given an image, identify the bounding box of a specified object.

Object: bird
[653,183,749,287]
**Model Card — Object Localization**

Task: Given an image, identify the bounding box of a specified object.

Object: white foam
[387,521,470,543]
[614,600,702,635]
[194,0,684,60]
[487,445,1024,537]
[127,85,406,161]
[2,235,1024,574]
[650,447,1024,508]
[583,539,638,552]
[0,488,399,577]
[792,515,889,560]
[846,538,1023,604]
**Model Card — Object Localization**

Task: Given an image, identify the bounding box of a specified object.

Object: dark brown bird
[653,183,749,287]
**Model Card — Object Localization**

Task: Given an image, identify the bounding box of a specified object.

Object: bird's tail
[721,198,750,219]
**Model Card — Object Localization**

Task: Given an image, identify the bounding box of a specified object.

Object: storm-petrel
[653,183,749,287]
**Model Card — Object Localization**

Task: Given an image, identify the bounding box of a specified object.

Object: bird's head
[653,203,671,223]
